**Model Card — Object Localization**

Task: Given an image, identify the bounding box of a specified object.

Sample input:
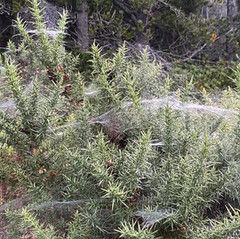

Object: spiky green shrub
[1,1,240,239]
[233,62,240,91]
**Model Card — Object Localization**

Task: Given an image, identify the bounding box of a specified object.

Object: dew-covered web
[46,95,239,136]
[90,97,238,125]
[87,97,238,146]
[135,209,176,228]
[42,96,238,155]
[0,80,34,113]
[27,29,65,38]
[1,80,238,143]
[26,199,104,217]
[0,196,175,229]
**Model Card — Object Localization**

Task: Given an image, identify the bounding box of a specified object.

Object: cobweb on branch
[48,96,239,137]
[89,97,238,126]
[0,80,34,113]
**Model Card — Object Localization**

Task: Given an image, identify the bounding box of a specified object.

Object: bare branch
[0,0,11,15]
[181,43,207,62]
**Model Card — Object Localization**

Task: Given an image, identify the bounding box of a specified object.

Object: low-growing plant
[172,59,236,90]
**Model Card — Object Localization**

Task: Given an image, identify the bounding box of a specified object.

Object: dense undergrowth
[1,1,240,238]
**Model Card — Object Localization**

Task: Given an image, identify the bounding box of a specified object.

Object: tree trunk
[0,14,12,48]
[226,0,234,61]
[75,0,89,52]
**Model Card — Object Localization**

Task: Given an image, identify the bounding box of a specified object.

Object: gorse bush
[1,1,240,238]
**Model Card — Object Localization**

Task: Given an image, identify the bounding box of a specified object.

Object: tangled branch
[0,0,11,15]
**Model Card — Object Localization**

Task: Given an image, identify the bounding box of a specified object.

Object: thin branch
[181,43,207,62]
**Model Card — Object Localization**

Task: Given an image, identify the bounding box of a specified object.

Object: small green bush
[172,60,235,90]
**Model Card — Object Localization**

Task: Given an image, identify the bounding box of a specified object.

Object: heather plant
[1,1,240,239]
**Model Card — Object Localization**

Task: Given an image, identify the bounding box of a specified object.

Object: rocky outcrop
[1,0,63,48]
[18,0,63,30]
[201,0,239,19]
